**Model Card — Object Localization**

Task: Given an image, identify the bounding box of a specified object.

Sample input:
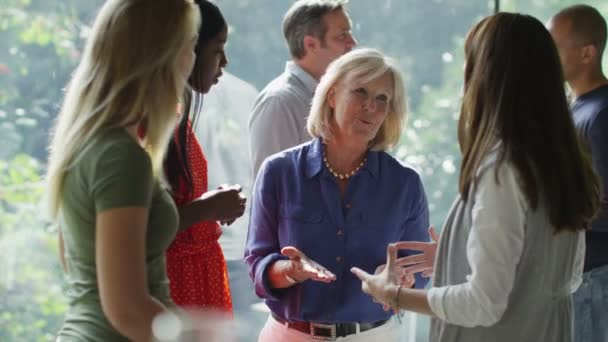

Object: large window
[199,1,491,340]
[2,1,605,341]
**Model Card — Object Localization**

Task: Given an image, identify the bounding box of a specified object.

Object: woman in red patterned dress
[164,0,244,314]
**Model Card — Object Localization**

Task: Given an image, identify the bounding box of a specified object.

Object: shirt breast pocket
[357,212,403,244]
[278,205,327,250]
[279,205,324,223]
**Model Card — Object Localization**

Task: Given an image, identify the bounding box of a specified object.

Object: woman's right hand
[281,246,336,283]
[351,244,401,310]
[201,184,246,225]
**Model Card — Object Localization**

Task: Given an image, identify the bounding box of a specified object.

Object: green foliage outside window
[0,0,605,340]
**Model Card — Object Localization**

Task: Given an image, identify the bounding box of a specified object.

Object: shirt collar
[362,149,379,179]
[304,138,380,179]
[286,61,318,95]
[304,138,324,179]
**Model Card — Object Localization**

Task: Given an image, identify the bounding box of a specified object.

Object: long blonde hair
[44,0,200,221]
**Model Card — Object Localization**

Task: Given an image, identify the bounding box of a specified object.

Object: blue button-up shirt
[244,138,430,323]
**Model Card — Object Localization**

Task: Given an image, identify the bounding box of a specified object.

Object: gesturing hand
[396,226,439,278]
[351,244,401,310]
[281,246,336,283]
[373,263,414,312]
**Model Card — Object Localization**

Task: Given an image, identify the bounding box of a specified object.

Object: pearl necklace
[322,150,367,180]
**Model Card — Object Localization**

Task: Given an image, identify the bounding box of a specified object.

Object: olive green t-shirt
[57,129,178,341]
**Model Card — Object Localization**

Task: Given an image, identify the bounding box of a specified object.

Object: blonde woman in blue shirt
[245,48,430,341]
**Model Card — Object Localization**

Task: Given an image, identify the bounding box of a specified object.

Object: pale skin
[547,15,608,99]
[58,225,66,272]
[268,71,416,289]
[59,184,246,270]
[62,123,165,342]
[96,204,166,342]
[58,34,197,339]
[296,8,357,81]
[396,226,439,278]
[352,11,608,319]
[351,243,435,317]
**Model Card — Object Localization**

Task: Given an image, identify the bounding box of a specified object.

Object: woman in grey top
[352,13,602,342]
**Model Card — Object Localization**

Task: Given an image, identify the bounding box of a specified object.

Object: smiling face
[327,71,394,145]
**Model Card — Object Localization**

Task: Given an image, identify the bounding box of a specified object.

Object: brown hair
[458,13,601,232]
[283,0,348,59]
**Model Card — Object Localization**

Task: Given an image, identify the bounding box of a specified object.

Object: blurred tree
[1,0,605,341]
[0,155,65,341]
[0,1,100,340]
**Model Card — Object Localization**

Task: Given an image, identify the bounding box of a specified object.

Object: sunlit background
[1,0,606,341]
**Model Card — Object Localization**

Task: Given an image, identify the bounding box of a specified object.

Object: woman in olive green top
[43,0,201,340]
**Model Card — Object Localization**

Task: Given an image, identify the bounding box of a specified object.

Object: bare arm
[58,225,67,273]
[96,207,167,341]
[352,244,435,317]
[390,286,434,316]
[177,185,246,231]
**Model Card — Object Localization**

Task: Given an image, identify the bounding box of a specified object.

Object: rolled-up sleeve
[244,159,288,301]
[427,163,526,327]
[570,231,585,293]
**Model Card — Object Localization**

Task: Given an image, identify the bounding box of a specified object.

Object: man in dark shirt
[548,5,608,342]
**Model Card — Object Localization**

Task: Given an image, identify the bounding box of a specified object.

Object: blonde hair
[44,0,200,221]
[306,48,407,150]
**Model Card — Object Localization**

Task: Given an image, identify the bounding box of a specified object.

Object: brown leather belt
[271,312,388,340]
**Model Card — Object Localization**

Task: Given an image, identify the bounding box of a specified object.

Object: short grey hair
[307,48,408,151]
[282,0,348,59]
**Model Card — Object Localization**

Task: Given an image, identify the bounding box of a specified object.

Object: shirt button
[337,229,343,236]
[336,256,342,262]
[345,203,352,209]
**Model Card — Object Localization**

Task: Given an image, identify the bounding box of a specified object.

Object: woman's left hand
[351,243,401,310]
[395,226,439,278]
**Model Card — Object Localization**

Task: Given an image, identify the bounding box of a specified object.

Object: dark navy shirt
[244,138,430,323]
[572,84,608,271]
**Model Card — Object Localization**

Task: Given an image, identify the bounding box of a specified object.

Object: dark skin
[176,25,246,230]
[58,29,239,270]
[177,184,246,231]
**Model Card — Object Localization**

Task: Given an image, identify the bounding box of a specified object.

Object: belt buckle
[310,322,337,341]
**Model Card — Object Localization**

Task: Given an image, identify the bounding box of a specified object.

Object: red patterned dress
[165,121,233,314]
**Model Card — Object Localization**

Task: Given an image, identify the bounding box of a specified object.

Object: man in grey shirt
[248,0,357,177]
